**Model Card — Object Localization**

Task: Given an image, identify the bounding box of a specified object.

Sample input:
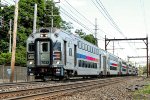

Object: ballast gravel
[54,77,149,100]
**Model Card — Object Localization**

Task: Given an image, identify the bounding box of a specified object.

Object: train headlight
[40,34,48,37]
[29,61,33,65]
[40,34,43,37]
[45,34,48,37]
[56,61,60,64]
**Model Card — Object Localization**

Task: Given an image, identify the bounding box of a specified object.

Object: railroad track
[0,77,93,93]
[0,76,135,100]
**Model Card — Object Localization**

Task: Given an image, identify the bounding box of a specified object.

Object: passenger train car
[27,28,137,80]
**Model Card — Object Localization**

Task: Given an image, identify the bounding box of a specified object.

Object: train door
[74,45,77,67]
[64,41,67,65]
[118,62,122,75]
[103,56,107,75]
[99,54,101,70]
[36,41,50,66]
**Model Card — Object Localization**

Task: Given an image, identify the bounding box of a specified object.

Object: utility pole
[9,19,12,53]
[146,36,148,77]
[10,0,19,82]
[94,18,98,46]
[33,3,37,33]
[44,0,60,33]
[51,1,53,33]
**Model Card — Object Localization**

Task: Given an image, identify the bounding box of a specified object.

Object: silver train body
[27,28,138,80]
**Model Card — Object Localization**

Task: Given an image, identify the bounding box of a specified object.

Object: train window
[93,63,96,68]
[129,70,131,72]
[122,68,126,71]
[92,48,94,54]
[79,60,82,67]
[91,63,93,68]
[42,43,48,52]
[82,43,85,50]
[95,63,96,68]
[78,41,79,48]
[95,63,97,68]
[90,46,92,52]
[88,45,90,52]
[82,61,85,67]
[85,44,87,51]
[85,61,88,68]
[53,42,61,51]
[28,43,35,52]
[96,49,99,55]
[89,62,91,68]
[93,63,95,68]
[91,47,93,53]
[110,66,117,70]
[94,48,96,54]
[87,62,90,68]
[78,41,82,49]
[69,48,72,56]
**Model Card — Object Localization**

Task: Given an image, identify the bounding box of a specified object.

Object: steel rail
[0,77,132,100]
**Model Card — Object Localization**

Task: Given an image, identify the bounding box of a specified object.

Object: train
[27,28,138,81]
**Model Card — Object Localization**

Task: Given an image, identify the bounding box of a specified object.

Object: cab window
[42,43,48,52]
[29,43,35,52]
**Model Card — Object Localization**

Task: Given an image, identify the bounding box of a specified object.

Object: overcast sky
[3,0,150,66]
[58,0,150,66]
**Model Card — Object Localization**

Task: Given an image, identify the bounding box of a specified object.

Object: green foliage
[75,29,97,45]
[0,53,11,65]
[60,21,73,32]
[0,46,26,66]
[0,0,63,66]
[134,84,150,94]
[142,85,150,94]
[84,34,97,45]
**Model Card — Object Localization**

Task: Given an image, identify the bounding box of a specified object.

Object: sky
[2,0,150,66]
[57,0,150,66]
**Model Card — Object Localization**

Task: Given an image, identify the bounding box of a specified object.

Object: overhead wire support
[94,18,98,46]
[105,35,149,78]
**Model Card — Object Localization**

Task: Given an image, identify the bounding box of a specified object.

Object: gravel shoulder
[53,76,150,100]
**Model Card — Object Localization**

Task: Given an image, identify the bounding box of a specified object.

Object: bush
[0,46,26,67]
[0,53,11,65]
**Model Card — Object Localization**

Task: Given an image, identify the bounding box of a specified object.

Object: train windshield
[42,43,48,52]
[53,42,61,51]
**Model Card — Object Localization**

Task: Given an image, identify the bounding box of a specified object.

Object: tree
[84,34,97,45]
[0,0,63,66]
[75,29,97,45]
[60,21,73,32]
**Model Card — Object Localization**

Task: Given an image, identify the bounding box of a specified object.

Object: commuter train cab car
[27,28,137,80]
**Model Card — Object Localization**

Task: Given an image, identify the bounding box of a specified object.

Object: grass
[132,84,150,100]
[136,85,150,94]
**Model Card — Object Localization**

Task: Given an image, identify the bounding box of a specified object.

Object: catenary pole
[10,0,19,82]
[94,18,98,46]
